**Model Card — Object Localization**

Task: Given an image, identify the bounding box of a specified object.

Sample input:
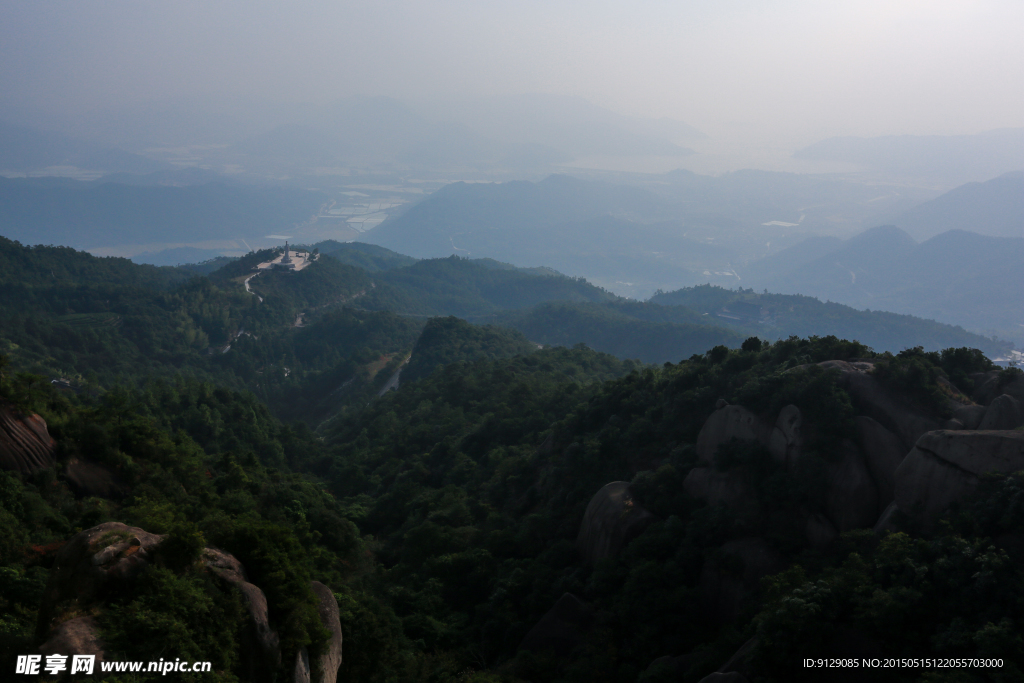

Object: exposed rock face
[700,538,786,625]
[854,416,906,514]
[712,636,758,680]
[310,581,343,683]
[293,648,311,683]
[204,548,281,682]
[37,522,166,634]
[577,482,656,566]
[971,372,1024,406]
[767,405,803,469]
[824,441,879,532]
[38,616,105,664]
[645,653,701,678]
[953,404,988,430]
[683,467,754,511]
[828,364,942,452]
[698,673,749,683]
[970,371,1003,405]
[895,430,1024,532]
[0,404,56,474]
[873,501,900,534]
[696,405,768,464]
[978,394,1024,430]
[518,593,594,657]
[37,523,340,683]
[805,512,839,548]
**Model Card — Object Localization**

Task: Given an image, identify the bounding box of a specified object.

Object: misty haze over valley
[2,3,1024,682]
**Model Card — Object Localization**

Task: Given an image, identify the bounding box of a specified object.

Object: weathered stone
[873,501,900,534]
[293,647,311,683]
[767,405,803,469]
[970,371,1004,405]
[805,511,839,548]
[970,372,1024,406]
[831,367,942,452]
[518,593,594,657]
[978,394,1024,430]
[696,405,768,464]
[0,404,55,475]
[714,636,758,679]
[698,673,749,683]
[310,581,343,683]
[683,467,754,511]
[854,416,906,514]
[38,616,105,663]
[953,404,987,430]
[577,482,656,566]
[895,430,1024,532]
[824,440,879,532]
[700,539,785,624]
[646,653,700,677]
[38,522,166,634]
[204,548,280,682]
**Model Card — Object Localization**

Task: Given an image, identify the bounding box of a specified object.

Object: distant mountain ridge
[893,170,1023,240]
[737,225,1024,344]
[794,128,1024,186]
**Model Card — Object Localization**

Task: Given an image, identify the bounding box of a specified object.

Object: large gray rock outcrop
[38,616,105,665]
[953,404,987,430]
[204,548,281,681]
[577,482,656,566]
[824,440,879,532]
[825,362,942,452]
[978,394,1024,430]
[805,511,839,548]
[0,405,56,475]
[767,405,803,469]
[37,522,166,634]
[518,593,594,657]
[683,467,754,512]
[895,430,1024,532]
[699,674,749,683]
[971,371,1024,406]
[310,581,343,683]
[696,405,768,464]
[854,416,906,514]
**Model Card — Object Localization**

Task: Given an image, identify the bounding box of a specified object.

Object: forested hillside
[3,234,1024,682]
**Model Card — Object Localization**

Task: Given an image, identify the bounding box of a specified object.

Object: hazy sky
[2,0,1021,148]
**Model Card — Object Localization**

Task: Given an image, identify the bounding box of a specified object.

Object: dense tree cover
[359,255,618,317]
[314,240,418,272]
[3,236,1024,682]
[401,316,538,385]
[0,371,359,681]
[650,284,1009,356]
[0,235,191,290]
[495,301,747,364]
